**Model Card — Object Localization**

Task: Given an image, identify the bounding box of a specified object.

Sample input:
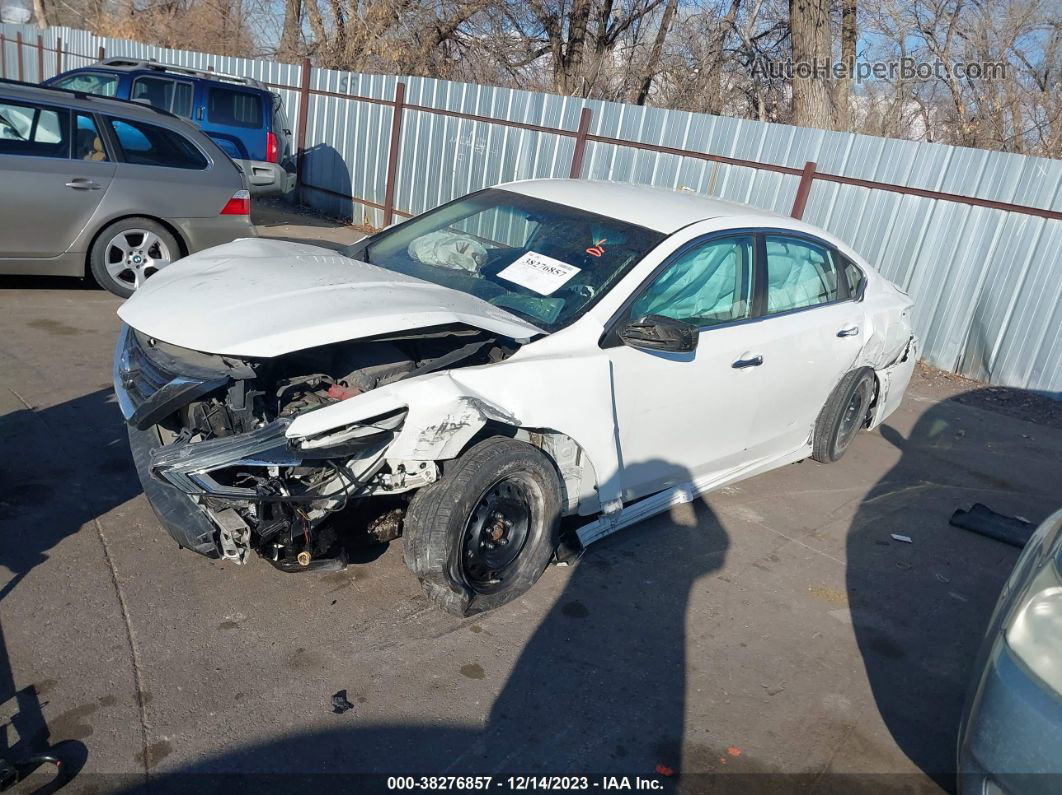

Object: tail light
[220,190,250,216]
[266,130,279,164]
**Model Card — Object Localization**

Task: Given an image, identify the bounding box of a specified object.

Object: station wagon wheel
[89,217,180,299]
[404,437,562,616]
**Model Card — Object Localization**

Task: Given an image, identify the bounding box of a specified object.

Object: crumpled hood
[116,238,544,357]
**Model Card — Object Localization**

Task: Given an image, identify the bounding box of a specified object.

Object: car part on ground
[950,504,1036,548]
[0,79,256,296]
[958,506,1062,794]
[45,58,295,197]
[113,179,917,615]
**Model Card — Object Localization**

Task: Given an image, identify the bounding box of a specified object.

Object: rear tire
[403,437,562,616]
[811,368,876,463]
[89,217,180,298]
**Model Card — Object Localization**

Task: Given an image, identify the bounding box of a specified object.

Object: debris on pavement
[890,534,913,543]
[654,764,673,777]
[331,689,355,714]
[950,503,1034,548]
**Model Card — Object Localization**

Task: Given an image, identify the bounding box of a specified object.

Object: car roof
[72,59,269,91]
[0,78,186,122]
[500,179,786,233]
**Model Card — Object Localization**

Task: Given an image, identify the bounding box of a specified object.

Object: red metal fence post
[16,32,23,81]
[790,161,817,219]
[98,45,105,62]
[569,107,592,179]
[382,82,406,227]
[56,36,62,74]
[295,56,313,200]
[37,35,44,81]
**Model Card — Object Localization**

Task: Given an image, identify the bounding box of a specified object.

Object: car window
[355,189,665,332]
[172,82,194,118]
[271,94,290,134]
[208,87,262,128]
[74,113,108,161]
[842,257,865,298]
[764,235,839,314]
[629,236,754,327]
[131,76,194,118]
[50,72,118,97]
[0,100,68,158]
[107,117,208,169]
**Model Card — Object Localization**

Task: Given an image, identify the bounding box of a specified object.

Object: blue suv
[46,58,296,196]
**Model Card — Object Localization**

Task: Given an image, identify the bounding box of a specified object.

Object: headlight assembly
[150,419,299,498]
[1005,555,1062,694]
[292,408,407,457]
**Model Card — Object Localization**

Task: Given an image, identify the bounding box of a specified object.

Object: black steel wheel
[404,437,562,616]
[461,474,535,594]
[812,368,877,463]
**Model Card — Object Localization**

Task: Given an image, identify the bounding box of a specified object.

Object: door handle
[732,354,764,369]
[65,178,100,190]
[837,325,860,337]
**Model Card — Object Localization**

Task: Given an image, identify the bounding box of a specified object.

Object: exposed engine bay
[119,324,519,570]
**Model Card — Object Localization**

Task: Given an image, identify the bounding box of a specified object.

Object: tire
[89,218,180,298]
[811,368,876,463]
[403,436,562,616]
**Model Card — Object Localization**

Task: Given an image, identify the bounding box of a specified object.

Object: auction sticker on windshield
[497,251,581,295]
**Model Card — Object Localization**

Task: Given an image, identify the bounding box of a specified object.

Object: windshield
[347,189,665,332]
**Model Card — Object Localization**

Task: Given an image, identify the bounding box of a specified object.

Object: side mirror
[618,314,698,353]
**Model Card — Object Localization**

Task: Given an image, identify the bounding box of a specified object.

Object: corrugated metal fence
[2,22,1060,396]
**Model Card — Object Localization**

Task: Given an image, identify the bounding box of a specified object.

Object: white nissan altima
[114,179,917,614]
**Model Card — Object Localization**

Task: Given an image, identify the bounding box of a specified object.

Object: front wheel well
[454,422,599,517]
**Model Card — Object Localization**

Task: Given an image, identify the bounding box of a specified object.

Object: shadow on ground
[1,388,135,787]
[132,461,730,792]
[845,390,1057,790]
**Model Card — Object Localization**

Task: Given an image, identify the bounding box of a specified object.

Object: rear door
[0,99,115,259]
[745,233,866,457]
[100,113,237,221]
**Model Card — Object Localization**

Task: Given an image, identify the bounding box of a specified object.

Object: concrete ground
[1,206,1060,793]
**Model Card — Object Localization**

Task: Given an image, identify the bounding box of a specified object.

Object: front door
[605,234,766,501]
[0,100,115,260]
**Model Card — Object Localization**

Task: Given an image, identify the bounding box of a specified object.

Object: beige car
[0,79,255,297]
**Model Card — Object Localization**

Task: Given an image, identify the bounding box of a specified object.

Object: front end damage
[114,323,518,568]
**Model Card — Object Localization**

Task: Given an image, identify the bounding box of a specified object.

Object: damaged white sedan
[113,179,916,615]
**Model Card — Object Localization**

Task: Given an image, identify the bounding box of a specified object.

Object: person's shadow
[844,389,1061,789]
[138,459,730,790]
[2,387,134,786]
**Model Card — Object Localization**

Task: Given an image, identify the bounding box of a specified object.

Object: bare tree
[279,0,303,61]
[32,0,48,28]
[833,0,856,129]
[789,0,835,126]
